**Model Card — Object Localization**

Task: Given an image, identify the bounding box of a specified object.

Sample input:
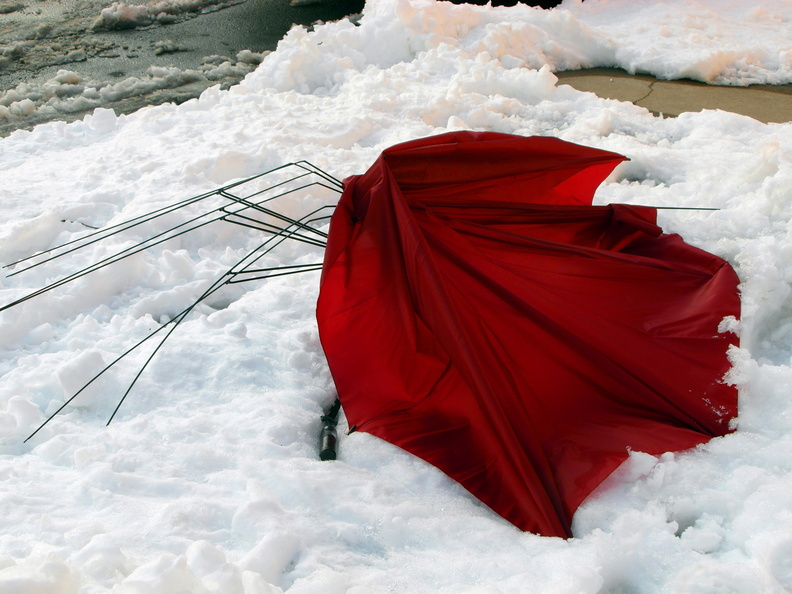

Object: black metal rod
[4,191,215,272]
[227,265,324,284]
[5,162,341,273]
[103,209,333,424]
[18,163,343,439]
[24,316,176,442]
[653,206,720,211]
[233,263,325,274]
[220,211,328,247]
[2,178,339,313]
[219,187,331,238]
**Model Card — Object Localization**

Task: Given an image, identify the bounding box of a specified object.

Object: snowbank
[564,0,792,85]
[1,0,792,592]
[92,0,241,30]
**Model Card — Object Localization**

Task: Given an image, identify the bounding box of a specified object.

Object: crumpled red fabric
[316,131,740,538]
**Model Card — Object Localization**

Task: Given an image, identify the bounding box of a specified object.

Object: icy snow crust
[1,0,792,591]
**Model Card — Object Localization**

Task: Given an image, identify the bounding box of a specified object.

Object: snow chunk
[92,0,240,31]
[0,556,79,594]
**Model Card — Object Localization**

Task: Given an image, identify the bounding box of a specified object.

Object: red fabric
[316,131,740,538]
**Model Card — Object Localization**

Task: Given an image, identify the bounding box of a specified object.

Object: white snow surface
[1,0,792,592]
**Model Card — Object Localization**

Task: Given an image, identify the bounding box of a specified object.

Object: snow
[565,0,792,85]
[92,0,242,30]
[1,0,791,591]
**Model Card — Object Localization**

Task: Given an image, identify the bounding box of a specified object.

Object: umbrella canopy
[316,131,740,538]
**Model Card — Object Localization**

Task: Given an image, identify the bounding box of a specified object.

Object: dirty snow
[92,0,242,30]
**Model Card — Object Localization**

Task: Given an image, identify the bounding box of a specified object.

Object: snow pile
[1,0,792,592]
[92,0,241,30]
[0,40,29,69]
[564,0,792,85]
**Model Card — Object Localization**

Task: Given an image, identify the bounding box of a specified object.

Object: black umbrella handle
[319,398,342,461]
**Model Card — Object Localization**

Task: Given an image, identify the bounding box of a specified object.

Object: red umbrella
[316,131,740,537]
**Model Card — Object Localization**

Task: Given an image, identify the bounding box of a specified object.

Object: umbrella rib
[24,317,175,442]
[0,214,226,312]
[219,188,331,238]
[220,216,328,249]
[2,179,340,313]
[226,263,325,284]
[104,204,334,424]
[24,200,336,440]
[4,161,341,274]
[3,190,216,272]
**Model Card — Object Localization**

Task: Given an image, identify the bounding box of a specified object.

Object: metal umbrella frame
[1,162,343,442]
